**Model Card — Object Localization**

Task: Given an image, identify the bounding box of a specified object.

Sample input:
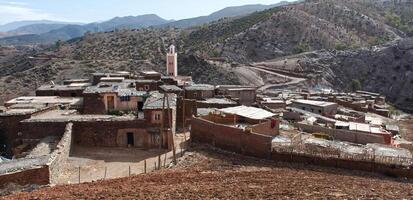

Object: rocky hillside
[186,0,413,63]
[262,37,413,112]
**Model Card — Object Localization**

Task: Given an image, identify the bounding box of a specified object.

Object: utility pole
[161,93,177,165]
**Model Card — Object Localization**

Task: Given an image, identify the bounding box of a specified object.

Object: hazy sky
[0,0,293,25]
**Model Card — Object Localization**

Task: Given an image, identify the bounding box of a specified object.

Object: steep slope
[263,37,413,111]
[186,0,406,63]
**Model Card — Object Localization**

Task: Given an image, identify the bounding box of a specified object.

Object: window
[153,112,162,122]
[302,107,306,110]
[120,96,131,102]
[155,113,161,120]
[318,110,322,114]
[144,85,150,91]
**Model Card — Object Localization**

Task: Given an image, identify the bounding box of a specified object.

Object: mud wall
[191,117,413,178]
[294,123,386,144]
[191,117,272,158]
[0,166,50,188]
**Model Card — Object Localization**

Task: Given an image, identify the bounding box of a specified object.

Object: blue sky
[0,0,292,25]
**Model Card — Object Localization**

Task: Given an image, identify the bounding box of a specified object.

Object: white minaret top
[166,45,178,77]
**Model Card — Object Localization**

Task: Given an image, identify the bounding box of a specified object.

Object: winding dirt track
[251,66,307,91]
[4,148,413,200]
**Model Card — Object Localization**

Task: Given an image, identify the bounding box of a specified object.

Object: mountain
[0,3,292,45]
[162,2,291,28]
[0,20,79,32]
[0,14,171,45]
[8,23,71,35]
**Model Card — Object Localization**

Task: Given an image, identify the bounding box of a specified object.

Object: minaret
[166,45,178,77]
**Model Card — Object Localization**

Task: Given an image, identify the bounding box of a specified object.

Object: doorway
[137,101,144,111]
[127,132,134,147]
[107,96,115,111]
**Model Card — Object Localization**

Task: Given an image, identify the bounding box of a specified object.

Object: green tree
[350,79,361,91]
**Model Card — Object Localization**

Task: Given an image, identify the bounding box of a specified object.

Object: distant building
[166,45,178,77]
[291,99,338,116]
[216,85,257,106]
[184,84,215,100]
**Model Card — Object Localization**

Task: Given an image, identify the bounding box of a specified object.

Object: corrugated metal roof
[219,106,275,120]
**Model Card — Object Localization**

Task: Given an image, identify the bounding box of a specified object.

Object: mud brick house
[177,97,239,129]
[140,71,162,81]
[20,109,165,149]
[0,105,53,156]
[216,85,257,106]
[191,106,280,156]
[184,84,215,100]
[291,99,338,117]
[136,79,161,92]
[5,96,83,111]
[143,92,177,134]
[35,83,90,97]
[159,85,183,96]
[91,72,133,85]
[63,79,90,85]
[83,82,147,114]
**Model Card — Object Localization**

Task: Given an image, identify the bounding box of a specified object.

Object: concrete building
[166,45,178,77]
[291,99,338,116]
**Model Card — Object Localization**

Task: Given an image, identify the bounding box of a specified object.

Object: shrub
[350,79,361,91]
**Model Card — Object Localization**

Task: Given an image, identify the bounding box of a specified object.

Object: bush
[335,43,349,51]
[350,79,361,91]
[293,43,310,54]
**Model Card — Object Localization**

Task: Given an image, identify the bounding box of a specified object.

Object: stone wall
[48,123,73,185]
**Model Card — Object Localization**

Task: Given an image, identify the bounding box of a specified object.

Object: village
[0,45,413,191]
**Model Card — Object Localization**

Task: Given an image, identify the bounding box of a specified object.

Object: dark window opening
[127,132,134,146]
[71,93,77,97]
[138,101,144,111]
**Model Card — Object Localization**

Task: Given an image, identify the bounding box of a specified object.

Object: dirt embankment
[4,147,413,200]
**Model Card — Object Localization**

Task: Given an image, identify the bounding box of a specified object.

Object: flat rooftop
[141,71,161,75]
[6,96,83,106]
[184,84,215,91]
[292,99,337,107]
[24,109,139,123]
[37,83,90,91]
[198,98,237,105]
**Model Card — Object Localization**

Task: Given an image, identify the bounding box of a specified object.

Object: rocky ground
[3,146,413,199]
